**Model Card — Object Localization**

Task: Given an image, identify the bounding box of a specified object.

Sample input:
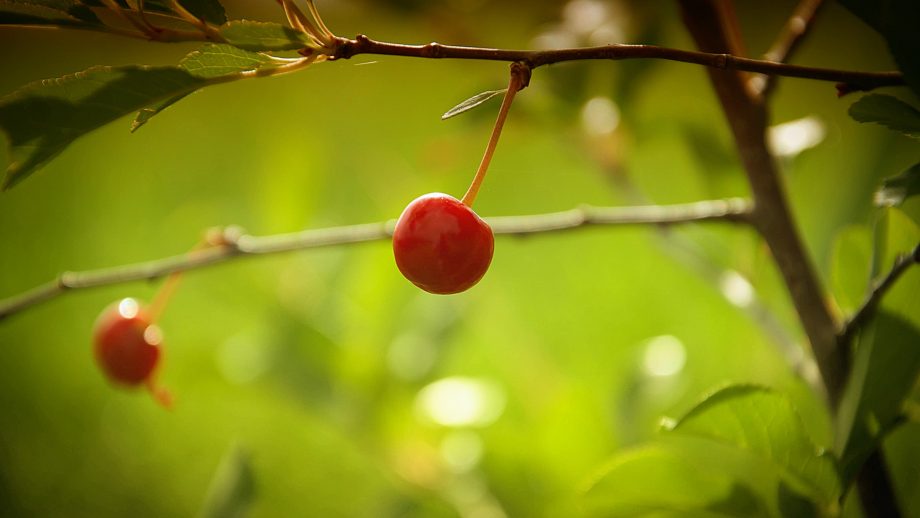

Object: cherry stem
[461,62,530,207]
[146,267,184,324]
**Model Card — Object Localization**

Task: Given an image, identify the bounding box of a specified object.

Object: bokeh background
[0,1,918,516]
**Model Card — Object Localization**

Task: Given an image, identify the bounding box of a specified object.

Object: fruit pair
[393,63,528,294]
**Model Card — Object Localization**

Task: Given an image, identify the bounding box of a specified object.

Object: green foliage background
[0,1,918,516]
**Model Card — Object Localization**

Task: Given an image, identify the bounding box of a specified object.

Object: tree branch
[331,35,903,92]
[0,199,752,322]
[750,0,826,97]
[841,242,920,345]
[678,0,847,407]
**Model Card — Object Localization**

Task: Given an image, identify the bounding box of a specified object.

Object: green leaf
[662,385,841,506]
[581,443,769,518]
[848,94,920,139]
[837,313,920,483]
[179,43,275,79]
[840,0,920,98]
[0,65,206,188]
[219,20,312,51]
[0,44,288,187]
[875,162,920,208]
[197,445,256,518]
[830,226,873,313]
[441,89,507,120]
[838,208,920,484]
[0,0,99,25]
[131,91,194,132]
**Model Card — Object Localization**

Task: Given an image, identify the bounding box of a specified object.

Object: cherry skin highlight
[393,193,494,294]
[93,298,162,386]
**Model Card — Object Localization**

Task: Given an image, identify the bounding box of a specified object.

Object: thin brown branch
[751,0,827,97]
[0,199,752,322]
[678,0,846,407]
[841,242,920,345]
[331,35,904,92]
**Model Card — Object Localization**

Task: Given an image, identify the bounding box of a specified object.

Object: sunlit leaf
[849,94,920,139]
[582,443,769,517]
[179,43,275,79]
[875,162,920,208]
[219,20,312,51]
[830,225,873,313]
[198,445,256,518]
[441,89,506,120]
[662,385,841,506]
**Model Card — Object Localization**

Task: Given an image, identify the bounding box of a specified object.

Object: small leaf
[441,89,507,120]
[219,20,312,51]
[131,91,194,132]
[875,162,920,207]
[848,94,920,139]
[581,443,769,517]
[197,445,256,518]
[663,385,841,505]
[179,43,275,79]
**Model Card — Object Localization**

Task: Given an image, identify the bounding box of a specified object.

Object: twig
[0,199,753,322]
[751,0,827,97]
[332,35,904,92]
[840,243,920,345]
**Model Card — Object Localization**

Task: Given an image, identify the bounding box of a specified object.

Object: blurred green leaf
[0,0,99,25]
[777,481,817,518]
[840,0,920,97]
[875,162,920,208]
[830,225,873,313]
[177,0,226,25]
[837,313,920,483]
[198,445,255,518]
[0,44,284,187]
[662,385,840,506]
[581,443,769,517]
[0,65,205,188]
[848,94,920,139]
[219,20,312,51]
[871,207,920,278]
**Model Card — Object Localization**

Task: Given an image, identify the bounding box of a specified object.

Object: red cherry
[93,298,162,386]
[392,193,494,294]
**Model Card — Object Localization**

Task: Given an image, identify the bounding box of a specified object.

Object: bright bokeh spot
[581,96,621,137]
[719,270,755,308]
[767,116,826,158]
[416,377,505,427]
[642,335,687,377]
[117,298,139,319]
